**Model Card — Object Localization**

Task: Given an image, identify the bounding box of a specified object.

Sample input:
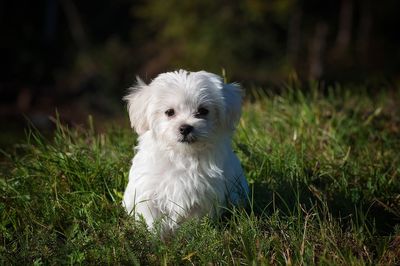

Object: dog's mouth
[178,135,197,144]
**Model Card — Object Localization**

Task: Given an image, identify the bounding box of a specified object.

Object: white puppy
[122,70,248,235]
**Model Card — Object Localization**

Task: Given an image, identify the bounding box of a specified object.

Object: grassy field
[1,85,399,265]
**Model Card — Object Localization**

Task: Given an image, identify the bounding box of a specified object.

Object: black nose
[179,124,193,136]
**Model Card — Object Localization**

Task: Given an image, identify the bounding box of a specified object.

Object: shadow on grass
[250,180,399,235]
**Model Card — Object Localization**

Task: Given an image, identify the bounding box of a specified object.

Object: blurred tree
[134,0,400,84]
[134,0,295,82]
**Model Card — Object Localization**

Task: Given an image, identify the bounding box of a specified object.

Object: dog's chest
[152,162,226,216]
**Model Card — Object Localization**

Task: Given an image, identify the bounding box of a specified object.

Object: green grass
[1,85,400,265]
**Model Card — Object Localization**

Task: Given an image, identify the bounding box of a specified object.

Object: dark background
[1,0,400,145]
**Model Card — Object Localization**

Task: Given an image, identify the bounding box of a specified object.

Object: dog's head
[124,70,242,150]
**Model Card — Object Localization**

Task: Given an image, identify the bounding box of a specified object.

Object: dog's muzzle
[178,124,196,143]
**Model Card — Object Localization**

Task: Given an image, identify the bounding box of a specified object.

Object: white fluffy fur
[122,70,249,235]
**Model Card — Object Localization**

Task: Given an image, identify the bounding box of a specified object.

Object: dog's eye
[165,108,175,117]
[195,107,209,117]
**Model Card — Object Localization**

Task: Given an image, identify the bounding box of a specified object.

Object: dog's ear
[222,82,243,131]
[123,77,151,135]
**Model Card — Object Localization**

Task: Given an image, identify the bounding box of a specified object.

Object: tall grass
[1,85,399,264]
